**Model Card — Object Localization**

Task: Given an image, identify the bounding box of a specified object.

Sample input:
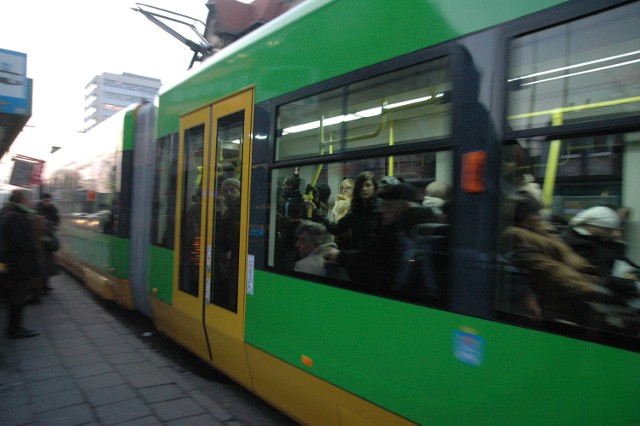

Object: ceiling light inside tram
[509,49,640,86]
[281,93,444,135]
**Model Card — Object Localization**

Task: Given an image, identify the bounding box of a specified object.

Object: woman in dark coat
[3,189,41,338]
[321,171,382,251]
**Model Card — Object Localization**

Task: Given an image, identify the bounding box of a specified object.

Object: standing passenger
[318,171,381,251]
[275,175,305,269]
[324,183,440,302]
[3,189,41,338]
[36,193,60,229]
[332,178,354,222]
[214,178,242,310]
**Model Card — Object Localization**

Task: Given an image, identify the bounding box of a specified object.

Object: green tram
[47,0,640,423]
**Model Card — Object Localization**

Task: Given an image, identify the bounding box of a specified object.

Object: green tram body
[48,0,640,424]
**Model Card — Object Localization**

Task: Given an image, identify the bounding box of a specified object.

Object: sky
[0,0,242,179]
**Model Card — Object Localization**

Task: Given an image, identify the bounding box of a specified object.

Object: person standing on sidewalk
[2,189,41,338]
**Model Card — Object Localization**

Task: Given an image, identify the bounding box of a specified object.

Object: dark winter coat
[3,203,42,285]
[338,206,438,299]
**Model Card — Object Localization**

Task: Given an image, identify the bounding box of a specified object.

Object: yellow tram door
[202,88,254,389]
[173,106,212,361]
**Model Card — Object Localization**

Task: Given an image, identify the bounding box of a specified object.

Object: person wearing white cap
[562,206,626,276]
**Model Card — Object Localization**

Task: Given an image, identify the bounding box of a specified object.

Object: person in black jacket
[324,183,444,304]
[275,175,305,270]
[316,171,382,251]
[3,189,41,338]
[36,193,59,229]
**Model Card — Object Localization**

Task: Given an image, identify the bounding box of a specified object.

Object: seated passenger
[500,193,623,325]
[422,181,452,221]
[294,221,345,279]
[562,206,627,276]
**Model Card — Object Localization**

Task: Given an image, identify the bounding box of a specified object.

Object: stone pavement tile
[166,413,224,426]
[13,344,57,360]
[118,415,164,426]
[32,388,85,412]
[86,383,138,406]
[116,361,158,377]
[190,390,234,422]
[8,337,42,351]
[0,387,28,410]
[95,397,153,425]
[143,349,174,368]
[69,361,115,378]
[34,403,96,425]
[47,322,78,333]
[52,335,92,348]
[126,370,175,388]
[83,323,118,333]
[75,315,112,326]
[151,397,207,422]
[20,353,63,369]
[99,342,134,355]
[164,371,199,393]
[28,375,76,396]
[58,343,97,357]
[23,364,67,381]
[91,334,128,346]
[105,351,147,365]
[138,383,187,403]
[0,403,33,426]
[63,351,106,367]
[76,371,126,392]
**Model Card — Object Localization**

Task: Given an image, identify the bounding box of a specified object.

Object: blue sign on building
[0,48,28,115]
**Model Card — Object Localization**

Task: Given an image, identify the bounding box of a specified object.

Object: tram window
[211,111,244,313]
[70,155,117,234]
[276,57,451,160]
[269,150,453,308]
[507,2,640,131]
[152,134,178,249]
[178,125,205,297]
[497,132,640,345]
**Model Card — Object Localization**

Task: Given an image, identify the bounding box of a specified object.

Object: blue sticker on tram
[249,228,264,237]
[453,328,485,366]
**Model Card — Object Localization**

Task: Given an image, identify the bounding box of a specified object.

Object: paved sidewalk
[0,272,239,426]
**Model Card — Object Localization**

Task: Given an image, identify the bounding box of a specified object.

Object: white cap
[569,206,620,235]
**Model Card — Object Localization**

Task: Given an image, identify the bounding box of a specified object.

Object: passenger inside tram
[313,171,381,251]
[213,178,242,309]
[500,192,638,326]
[293,220,345,279]
[275,175,305,270]
[323,182,447,305]
[331,178,354,222]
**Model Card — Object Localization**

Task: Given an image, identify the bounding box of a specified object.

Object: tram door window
[178,125,205,297]
[210,111,244,312]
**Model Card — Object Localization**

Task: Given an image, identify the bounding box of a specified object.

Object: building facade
[84,72,160,131]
